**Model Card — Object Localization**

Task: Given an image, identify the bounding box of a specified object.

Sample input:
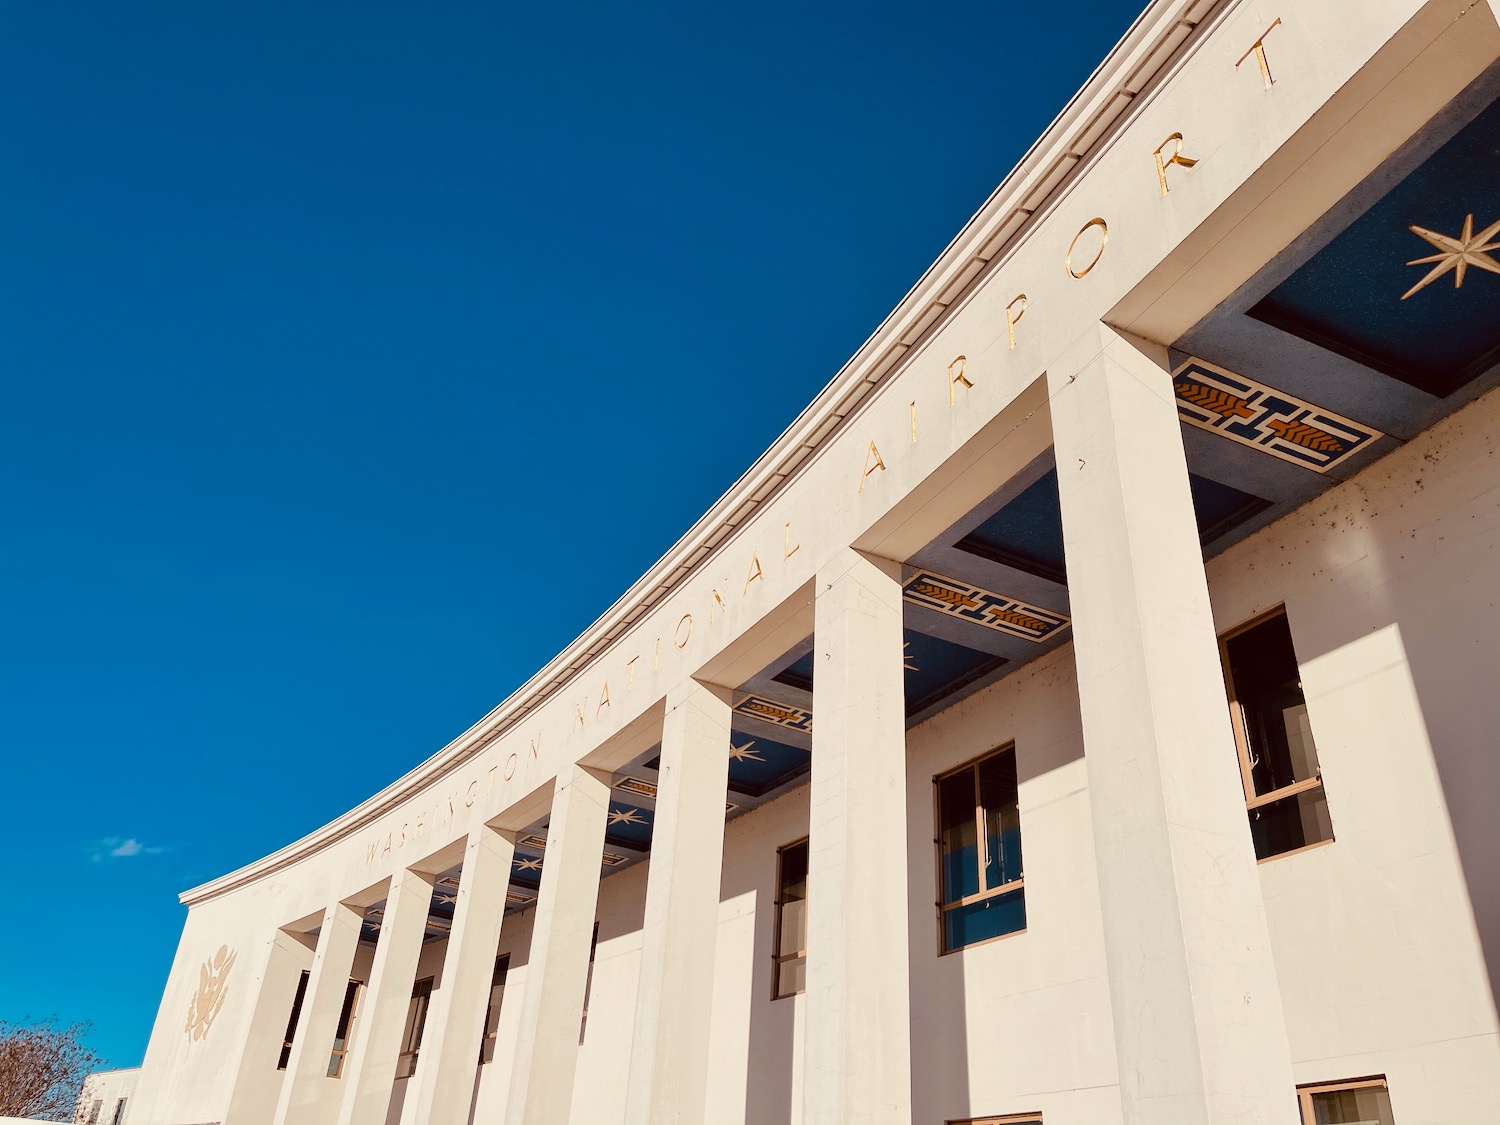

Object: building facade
[122,0,1500,1121]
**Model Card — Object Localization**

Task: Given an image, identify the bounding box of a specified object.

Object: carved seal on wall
[184,944,237,1041]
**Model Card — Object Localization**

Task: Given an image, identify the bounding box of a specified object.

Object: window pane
[777,956,806,997]
[779,898,807,956]
[943,887,1026,951]
[278,970,310,1070]
[978,751,1022,890]
[1250,785,1332,860]
[1226,614,1322,796]
[1309,1085,1394,1124]
[779,841,808,903]
[938,770,980,904]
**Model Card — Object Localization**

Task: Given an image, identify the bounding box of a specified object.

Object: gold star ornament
[1402,213,1500,300]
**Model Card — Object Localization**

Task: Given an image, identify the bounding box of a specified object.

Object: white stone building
[115,0,1500,1121]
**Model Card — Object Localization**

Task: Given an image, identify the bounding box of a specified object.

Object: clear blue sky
[0,1,1136,1068]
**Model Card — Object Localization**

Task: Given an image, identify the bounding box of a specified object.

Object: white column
[225,929,315,1124]
[1048,324,1298,1125]
[333,869,433,1125]
[802,548,913,1125]
[623,680,733,1125]
[504,764,611,1125]
[272,902,363,1125]
[407,826,516,1125]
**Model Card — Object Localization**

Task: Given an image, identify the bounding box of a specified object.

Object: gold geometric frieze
[1172,358,1382,473]
[902,570,1069,643]
[183,944,237,1041]
[614,776,658,800]
[732,694,813,734]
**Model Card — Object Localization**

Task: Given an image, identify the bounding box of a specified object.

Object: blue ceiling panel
[1249,95,1500,397]
[724,734,810,798]
[902,630,1006,716]
[957,467,1270,577]
[605,800,654,851]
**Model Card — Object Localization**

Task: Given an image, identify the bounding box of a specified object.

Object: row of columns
[239,326,1297,1125]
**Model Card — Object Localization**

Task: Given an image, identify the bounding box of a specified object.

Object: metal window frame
[395,975,434,1079]
[771,836,810,1000]
[479,953,511,1065]
[1217,605,1334,863]
[325,978,365,1079]
[934,743,1026,955]
[947,1114,1043,1125]
[1296,1075,1392,1124]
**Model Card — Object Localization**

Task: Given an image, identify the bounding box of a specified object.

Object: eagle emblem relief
[184,944,237,1041]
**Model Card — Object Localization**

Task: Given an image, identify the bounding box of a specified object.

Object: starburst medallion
[728,741,765,763]
[1401,213,1500,300]
[607,807,646,827]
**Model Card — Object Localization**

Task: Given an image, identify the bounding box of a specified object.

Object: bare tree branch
[0,1018,101,1120]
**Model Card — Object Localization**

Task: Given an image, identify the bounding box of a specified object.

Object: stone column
[623,680,734,1125]
[272,902,363,1125]
[333,869,433,1125]
[504,764,611,1125]
[1048,324,1298,1125]
[802,548,913,1125]
[225,929,315,1124]
[406,826,516,1125]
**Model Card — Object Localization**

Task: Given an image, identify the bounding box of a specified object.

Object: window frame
[1219,605,1333,863]
[276,969,311,1071]
[325,978,365,1079]
[933,743,1026,956]
[947,1115,1042,1125]
[479,953,510,1064]
[394,975,434,1079]
[771,836,810,1000]
[1296,1075,1393,1123]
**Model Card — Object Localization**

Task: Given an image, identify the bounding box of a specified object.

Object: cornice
[182,0,1229,907]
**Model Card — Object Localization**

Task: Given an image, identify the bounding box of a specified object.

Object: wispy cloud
[92,836,166,861]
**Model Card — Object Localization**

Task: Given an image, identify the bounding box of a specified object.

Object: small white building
[75,1068,139,1125]
[122,0,1500,1122]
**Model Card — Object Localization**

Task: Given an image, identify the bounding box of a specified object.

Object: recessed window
[936,745,1025,953]
[1298,1077,1396,1124]
[395,976,433,1079]
[1221,609,1334,860]
[479,955,510,1064]
[772,839,809,999]
[949,1115,1042,1125]
[111,1099,128,1125]
[276,970,311,1070]
[325,979,364,1078]
[579,921,600,1042]
[86,1101,102,1124]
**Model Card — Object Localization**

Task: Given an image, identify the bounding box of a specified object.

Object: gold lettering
[465,780,478,808]
[596,681,611,717]
[859,441,887,493]
[910,401,917,444]
[654,636,661,670]
[414,814,425,840]
[674,612,693,649]
[710,588,726,623]
[947,355,973,406]
[447,796,456,819]
[1153,133,1198,196]
[1236,17,1283,90]
[1005,294,1027,348]
[625,654,640,688]
[744,552,764,595]
[366,841,377,864]
[575,700,587,730]
[398,823,407,847]
[529,734,541,761]
[486,764,498,794]
[1066,217,1108,279]
[504,753,519,781]
[783,523,800,560]
[381,833,392,857]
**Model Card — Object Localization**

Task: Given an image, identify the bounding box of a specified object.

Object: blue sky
[0,1,1135,1067]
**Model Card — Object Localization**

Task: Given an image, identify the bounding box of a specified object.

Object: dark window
[772,839,809,999]
[1222,610,1333,860]
[111,1099,127,1125]
[579,921,600,1042]
[937,745,1025,953]
[276,970,311,1070]
[325,979,363,1078]
[395,977,433,1079]
[1298,1077,1395,1123]
[479,955,511,1064]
